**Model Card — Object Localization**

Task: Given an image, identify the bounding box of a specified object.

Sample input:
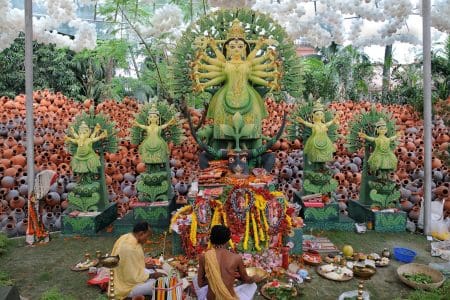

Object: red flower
[286,207,295,216]
[271,279,279,287]
[231,234,241,243]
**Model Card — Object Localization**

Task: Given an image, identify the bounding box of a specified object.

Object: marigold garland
[169,205,192,233]
[190,212,198,246]
[243,193,250,250]
[251,213,261,251]
[173,186,292,255]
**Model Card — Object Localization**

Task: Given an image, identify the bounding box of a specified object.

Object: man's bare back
[198,248,255,300]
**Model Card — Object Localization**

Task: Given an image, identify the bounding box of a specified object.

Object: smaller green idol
[296,101,338,163]
[359,118,400,172]
[65,121,108,174]
[134,104,176,164]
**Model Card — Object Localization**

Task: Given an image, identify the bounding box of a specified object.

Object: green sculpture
[134,104,176,165]
[65,122,108,175]
[172,9,304,171]
[131,102,183,202]
[346,107,400,208]
[288,99,339,196]
[190,19,281,149]
[359,118,400,174]
[296,101,339,163]
[65,111,118,212]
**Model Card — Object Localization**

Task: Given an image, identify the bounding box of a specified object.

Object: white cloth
[193,275,257,300]
[128,269,155,297]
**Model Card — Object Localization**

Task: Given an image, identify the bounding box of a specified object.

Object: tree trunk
[382,44,393,103]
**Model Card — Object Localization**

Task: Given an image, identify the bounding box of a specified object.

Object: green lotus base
[132,204,170,232]
[347,200,406,232]
[303,214,356,232]
[61,203,117,236]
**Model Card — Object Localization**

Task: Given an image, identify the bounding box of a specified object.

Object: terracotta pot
[432,157,442,169]
[1,176,15,189]
[2,223,17,237]
[434,186,449,198]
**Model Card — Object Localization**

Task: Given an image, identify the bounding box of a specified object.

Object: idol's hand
[333,115,340,124]
[296,117,305,124]
[256,36,266,47]
[208,37,217,47]
[194,83,205,93]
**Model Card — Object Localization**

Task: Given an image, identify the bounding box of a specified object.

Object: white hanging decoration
[0,0,97,52]
[431,0,450,33]
[139,4,185,40]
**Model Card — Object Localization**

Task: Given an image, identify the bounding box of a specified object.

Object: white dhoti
[193,275,257,300]
[128,269,155,297]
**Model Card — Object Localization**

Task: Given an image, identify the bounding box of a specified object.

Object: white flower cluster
[431,0,450,32]
[0,0,96,52]
[137,4,185,41]
[208,0,255,8]
[252,0,428,48]
[0,0,25,52]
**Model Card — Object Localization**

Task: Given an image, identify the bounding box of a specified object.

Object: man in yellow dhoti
[195,225,262,300]
[111,222,165,300]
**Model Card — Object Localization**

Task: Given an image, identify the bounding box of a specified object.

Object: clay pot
[10,208,25,223]
[15,219,28,235]
[280,166,293,179]
[1,176,15,189]
[136,163,146,174]
[2,223,17,237]
[408,206,420,221]
[9,195,25,209]
[434,186,449,198]
[43,212,56,230]
[400,200,413,212]
[432,157,442,169]
[45,192,61,206]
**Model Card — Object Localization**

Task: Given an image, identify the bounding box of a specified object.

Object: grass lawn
[0,231,447,300]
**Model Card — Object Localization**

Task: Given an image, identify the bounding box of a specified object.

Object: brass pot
[99,255,120,268]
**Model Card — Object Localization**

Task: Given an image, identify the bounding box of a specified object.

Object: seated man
[195,225,263,300]
[111,222,165,300]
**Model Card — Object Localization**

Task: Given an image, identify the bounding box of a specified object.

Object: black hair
[133,222,150,233]
[222,38,251,58]
[210,225,231,245]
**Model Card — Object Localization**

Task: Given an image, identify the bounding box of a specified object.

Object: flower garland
[230,188,255,221]
[226,186,284,252]
[190,212,198,246]
[172,186,292,255]
[169,205,192,233]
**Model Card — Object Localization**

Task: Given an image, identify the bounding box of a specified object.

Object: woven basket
[397,263,445,290]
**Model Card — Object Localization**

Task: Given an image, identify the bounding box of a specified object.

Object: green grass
[0,231,447,300]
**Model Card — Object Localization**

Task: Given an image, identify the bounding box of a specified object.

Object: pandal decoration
[226,188,292,252]
[170,186,294,256]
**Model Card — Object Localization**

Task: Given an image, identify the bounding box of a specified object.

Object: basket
[397,263,445,290]
[393,247,416,263]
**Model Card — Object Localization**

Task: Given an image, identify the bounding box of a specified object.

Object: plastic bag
[431,219,450,241]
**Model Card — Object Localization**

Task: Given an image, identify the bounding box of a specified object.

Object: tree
[431,37,450,101]
[302,44,373,102]
[70,39,129,102]
[0,34,81,99]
